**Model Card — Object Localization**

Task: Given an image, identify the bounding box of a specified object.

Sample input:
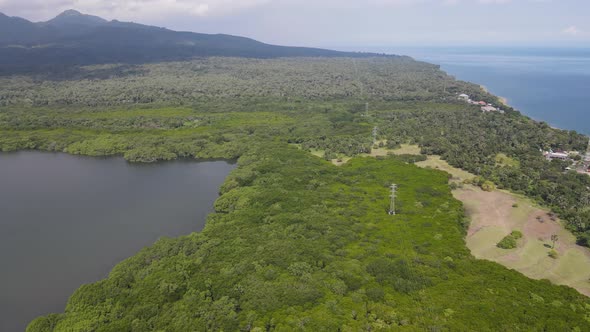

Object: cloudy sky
[1,0,588,47]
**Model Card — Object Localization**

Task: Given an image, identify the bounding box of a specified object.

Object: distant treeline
[0,57,490,106]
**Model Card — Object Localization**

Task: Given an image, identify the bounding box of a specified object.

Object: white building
[546,152,569,160]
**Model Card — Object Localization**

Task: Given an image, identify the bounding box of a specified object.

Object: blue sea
[355,47,590,135]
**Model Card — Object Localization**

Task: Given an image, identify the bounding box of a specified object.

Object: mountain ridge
[41,9,109,27]
[0,10,394,74]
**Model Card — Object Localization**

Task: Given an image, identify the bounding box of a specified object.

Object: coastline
[479,85,590,174]
[479,83,587,137]
[413,47,590,136]
[480,84,509,107]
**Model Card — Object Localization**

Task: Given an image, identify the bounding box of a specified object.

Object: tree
[481,181,496,192]
[551,234,559,249]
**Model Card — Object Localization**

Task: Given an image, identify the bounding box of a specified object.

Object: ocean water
[363,47,590,135]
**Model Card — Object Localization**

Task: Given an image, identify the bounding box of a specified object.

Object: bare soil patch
[457,186,590,296]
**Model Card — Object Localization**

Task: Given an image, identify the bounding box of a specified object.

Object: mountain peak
[45,9,107,26]
[56,9,84,17]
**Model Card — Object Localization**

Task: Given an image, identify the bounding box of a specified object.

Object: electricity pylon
[389,184,397,215]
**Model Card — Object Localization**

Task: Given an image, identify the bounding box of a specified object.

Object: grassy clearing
[308,148,324,157]
[359,143,422,158]
[302,142,590,296]
[365,147,389,157]
[416,156,476,182]
[456,186,590,296]
[392,150,590,297]
[389,144,422,155]
[330,156,352,166]
[301,147,351,166]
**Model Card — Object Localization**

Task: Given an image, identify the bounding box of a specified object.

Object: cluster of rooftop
[543,149,571,161]
[542,147,590,174]
[458,94,505,114]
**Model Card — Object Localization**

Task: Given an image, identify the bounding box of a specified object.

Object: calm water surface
[403,47,590,135]
[0,152,235,331]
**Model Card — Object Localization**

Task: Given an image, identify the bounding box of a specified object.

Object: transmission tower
[372,126,378,144]
[388,184,397,215]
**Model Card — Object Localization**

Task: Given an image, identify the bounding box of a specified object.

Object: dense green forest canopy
[2,57,590,330]
[26,147,590,331]
[1,57,468,106]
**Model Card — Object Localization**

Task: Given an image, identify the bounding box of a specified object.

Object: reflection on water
[0,151,235,331]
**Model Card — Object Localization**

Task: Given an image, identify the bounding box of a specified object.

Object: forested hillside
[2,57,590,330]
[0,10,385,73]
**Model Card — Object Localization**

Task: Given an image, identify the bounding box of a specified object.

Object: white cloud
[367,0,427,5]
[562,25,580,36]
[0,0,567,22]
[478,0,512,4]
[0,0,272,21]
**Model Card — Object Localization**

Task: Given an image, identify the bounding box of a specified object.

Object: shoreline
[479,84,590,139]
[480,84,509,107]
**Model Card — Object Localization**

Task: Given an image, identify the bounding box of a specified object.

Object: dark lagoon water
[354,46,590,135]
[0,152,235,331]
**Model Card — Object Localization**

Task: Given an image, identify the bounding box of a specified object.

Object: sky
[1,0,589,48]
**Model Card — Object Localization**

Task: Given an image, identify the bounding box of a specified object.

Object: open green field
[388,144,475,182]
[388,143,422,156]
[416,156,476,182]
[384,145,590,296]
[364,142,422,158]
[456,186,590,296]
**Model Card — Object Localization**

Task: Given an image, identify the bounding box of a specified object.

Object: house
[459,94,469,101]
[478,101,487,106]
[545,152,569,160]
[481,106,497,112]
